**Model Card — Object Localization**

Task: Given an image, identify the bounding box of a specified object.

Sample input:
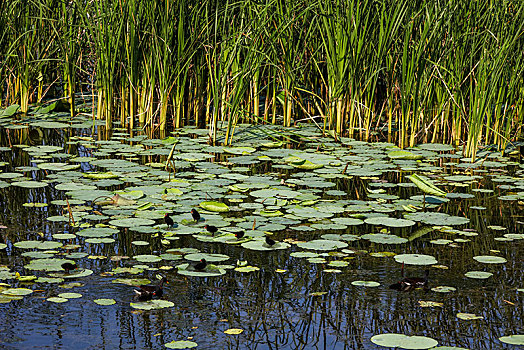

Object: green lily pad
[77,227,118,238]
[370,333,438,349]
[241,240,291,251]
[394,254,437,266]
[234,266,260,273]
[11,181,48,188]
[1,288,33,296]
[109,218,156,227]
[473,255,507,264]
[199,201,229,212]
[14,241,63,250]
[456,312,483,320]
[47,297,69,303]
[351,281,380,287]
[164,340,198,349]
[177,263,227,277]
[364,217,415,228]
[361,234,408,245]
[25,258,75,271]
[296,239,348,251]
[431,286,456,293]
[94,298,116,305]
[499,335,524,345]
[130,299,175,310]
[465,271,493,279]
[184,253,230,262]
[134,255,162,263]
[58,292,82,299]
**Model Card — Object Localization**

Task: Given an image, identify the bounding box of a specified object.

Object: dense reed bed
[0,0,523,157]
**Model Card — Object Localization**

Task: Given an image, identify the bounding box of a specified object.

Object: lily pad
[296,239,348,251]
[94,298,116,305]
[465,271,493,279]
[199,201,229,212]
[499,335,524,346]
[351,281,380,287]
[394,254,437,266]
[370,333,438,349]
[130,299,175,310]
[473,255,507,264]
[164,340,198,349]
[176,263,227,277]
[241,240,290,251]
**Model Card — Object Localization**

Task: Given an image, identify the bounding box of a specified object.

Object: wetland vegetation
[1,0,524,349]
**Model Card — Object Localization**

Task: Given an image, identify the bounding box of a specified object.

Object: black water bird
[191,209,201,222]
[61,262,77,273]
[265,236,276,247]
[194,258,207,271]
[164,213,174,228]
[389,263,429,292]
[235,231,245,239]
[137,276,169,297]
[204,224,218,236]
[134,289,154,301]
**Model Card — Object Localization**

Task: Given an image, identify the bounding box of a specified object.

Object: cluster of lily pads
[0,121,523,348]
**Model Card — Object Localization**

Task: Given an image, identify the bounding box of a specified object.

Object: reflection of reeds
[1,0,523,156]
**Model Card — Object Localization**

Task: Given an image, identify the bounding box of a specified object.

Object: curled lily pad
[296,239,348,251]
[394,254,437,266]
[456,312,483,320]
[199,201,229,212]
[473,255,507,264]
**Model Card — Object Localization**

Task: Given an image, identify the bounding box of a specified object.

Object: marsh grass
[0,0,522,156]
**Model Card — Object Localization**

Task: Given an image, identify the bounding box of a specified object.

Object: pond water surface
[0,118,522,349]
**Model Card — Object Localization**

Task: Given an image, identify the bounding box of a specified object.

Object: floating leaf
[199,201,229,212]
[130,300,175,310]
[394,254,437,266]
[47,297,69,303]
[58,292,82,299]
[351,281,380,287]
[473,255,507,264]
[370,333,438,349]
[457,312,483,320]
[164,340,198,349]
[241,240,290,251]
[431,286,456,293]
[94,298,116,305]
[465,271,493,279]
[499,335,524,346]
[224,328,244,335]
[408,173,447,197]
[296,239,348,251]
[1,288,33,296]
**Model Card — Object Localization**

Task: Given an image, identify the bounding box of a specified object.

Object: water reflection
[0,126,522,349]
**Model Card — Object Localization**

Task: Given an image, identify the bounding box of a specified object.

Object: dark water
[0,125,522,350]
